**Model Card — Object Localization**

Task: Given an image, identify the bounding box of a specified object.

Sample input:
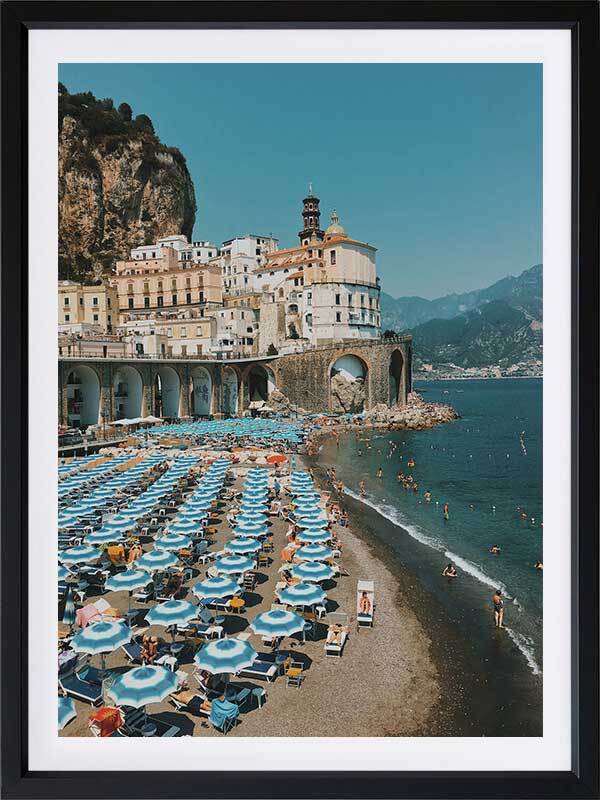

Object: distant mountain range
[381,264,542,369]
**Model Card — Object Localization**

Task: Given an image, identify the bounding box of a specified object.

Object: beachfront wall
[269,337,412,413]
[57,336,412,424]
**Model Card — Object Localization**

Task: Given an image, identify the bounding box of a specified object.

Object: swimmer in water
[534,561,543,570]
[424,490,432,502]
[442,564,457,578]
[376,467,383,479]
[492,590,505,628]
[359,480,366,496]
[443,502,449,521]
[489,544,501,555]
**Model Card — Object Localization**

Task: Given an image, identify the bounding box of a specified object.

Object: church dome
[325,210,346,237]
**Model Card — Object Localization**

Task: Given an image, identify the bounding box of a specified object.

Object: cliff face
[58,87,196,281]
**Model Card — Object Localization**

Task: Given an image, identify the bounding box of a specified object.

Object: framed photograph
[1,2,598,798]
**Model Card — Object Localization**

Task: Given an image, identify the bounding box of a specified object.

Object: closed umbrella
[276,581,326,607]
[107,665,177,709]
[61,586,76,629]
[194,638,257,676]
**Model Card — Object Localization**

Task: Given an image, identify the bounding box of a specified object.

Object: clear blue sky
[59,63,541,299]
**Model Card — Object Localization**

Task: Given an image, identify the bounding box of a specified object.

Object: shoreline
[304,450,543,737]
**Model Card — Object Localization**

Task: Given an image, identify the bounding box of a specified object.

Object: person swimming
[534,561,543,570]
[376,467,383,479]
[424,490,432,502]
[489,544,501,555]
[443,502,449,521]
[442,564,457,578]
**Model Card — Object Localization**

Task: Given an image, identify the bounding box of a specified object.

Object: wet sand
[59,460,442,737]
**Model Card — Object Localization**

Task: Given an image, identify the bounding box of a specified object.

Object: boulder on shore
[363,392,459,430]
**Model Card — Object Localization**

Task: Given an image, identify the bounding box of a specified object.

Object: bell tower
[298,183,324,245]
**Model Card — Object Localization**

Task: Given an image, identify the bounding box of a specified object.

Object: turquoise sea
[317,378,543,678]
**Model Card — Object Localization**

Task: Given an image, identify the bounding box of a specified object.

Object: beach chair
[285,660,304,688]
[357,580,375,629]
[59,673,103,706]
[239,654,279,683]
[114,707,181,737]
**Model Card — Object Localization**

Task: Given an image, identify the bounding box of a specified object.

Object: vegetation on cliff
[58,84,197,281]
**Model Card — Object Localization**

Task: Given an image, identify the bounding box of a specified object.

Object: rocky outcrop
[330,374,366,414]
[364,392,459,429]
[265,389,306,416]
[58,86,196,281]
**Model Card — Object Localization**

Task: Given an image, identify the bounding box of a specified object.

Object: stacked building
[57,189,382,359]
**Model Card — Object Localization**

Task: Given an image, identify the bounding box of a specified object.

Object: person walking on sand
[492,590,504,628]
[443,502,449,521]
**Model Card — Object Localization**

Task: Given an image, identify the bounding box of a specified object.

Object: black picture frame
[1,2,598,798]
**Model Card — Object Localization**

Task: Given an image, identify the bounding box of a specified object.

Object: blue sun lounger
[59,673,103,706]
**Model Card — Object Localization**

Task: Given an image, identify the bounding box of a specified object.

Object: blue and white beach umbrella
[136,548,178,572]
[294,506,321,518]
[290,561,335,582]
[249,609,307,638]
[107,665,178,709]
[104,570,150,594]
[225,537,262,555]
[295,544,334,562]
[105,513,137,530]
[238,504,269,516]
[296,516,329,529]
[155,533,193,551]
[296,529,332,544]
[233,525,267,539]
[62,586,76,627]
[178,506,208,521]
[59,544,101,565]
[276,581,326,607]
[58,696,76,730]
[71,619,132,656]
[167,518,199,534]
[145,599,197,628]
[84,528,125,546]
[194,637,257,675]
[214,555,255,575]
[192,576,241,601]
[58,563,71,581]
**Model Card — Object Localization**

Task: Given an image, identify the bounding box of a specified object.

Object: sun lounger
[112,707,180,737]
[59,673,103,706]
[239,657,278,683]
[325,629,348,657]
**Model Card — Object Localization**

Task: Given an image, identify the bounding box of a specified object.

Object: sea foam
[344,485,540,676]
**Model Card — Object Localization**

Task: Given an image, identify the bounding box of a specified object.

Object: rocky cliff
[58,85,197,281]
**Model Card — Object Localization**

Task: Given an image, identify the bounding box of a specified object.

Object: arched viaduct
[58,336,412,427]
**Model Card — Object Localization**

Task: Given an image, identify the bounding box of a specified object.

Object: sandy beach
[59,453,442,738]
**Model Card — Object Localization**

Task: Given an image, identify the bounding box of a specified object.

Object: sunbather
[327,624,343,645]
[141,635,158,664]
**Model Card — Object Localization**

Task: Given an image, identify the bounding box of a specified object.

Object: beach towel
[209,698,239,730]
[76,604,101,628]
[89,706,124,737]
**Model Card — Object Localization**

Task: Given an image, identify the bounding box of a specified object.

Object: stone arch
[222,366,239,416]
[246,364,276,404]
[389,348,405,405]
[65,365,101,428]
[191,366,213,417]
[113,365,143,419]
[329,353,369,414]
[154,365,181,418]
